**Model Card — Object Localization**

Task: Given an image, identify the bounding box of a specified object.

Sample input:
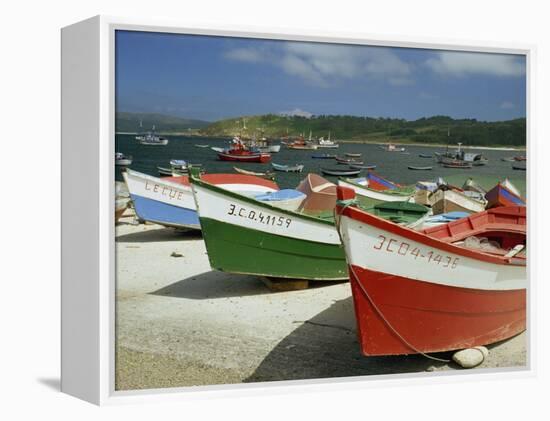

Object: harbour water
[116,134,526,195]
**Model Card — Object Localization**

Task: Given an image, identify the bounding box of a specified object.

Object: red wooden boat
[217,136,271,163]
[485,180,526,208]
[336,186,526,356]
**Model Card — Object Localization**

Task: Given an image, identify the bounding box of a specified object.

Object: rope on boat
[333,203,451,364]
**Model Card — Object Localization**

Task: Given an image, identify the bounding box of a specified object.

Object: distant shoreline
[116,132,526,151]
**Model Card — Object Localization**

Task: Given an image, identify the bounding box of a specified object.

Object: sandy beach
[115,209,527,391]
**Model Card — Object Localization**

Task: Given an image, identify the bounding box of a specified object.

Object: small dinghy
[271,162,304,172]
[512,163,526,171]
[345,152,362,158]
[321,167,361,177]
[408,166,433,171]
[419,153,432,158]
[115,152,132,166]
[349,163,376,170]
[234,166,275,180]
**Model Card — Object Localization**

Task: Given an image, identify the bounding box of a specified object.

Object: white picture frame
[61,15,535,405]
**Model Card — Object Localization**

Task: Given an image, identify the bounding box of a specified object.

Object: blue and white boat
[123,169,279,230]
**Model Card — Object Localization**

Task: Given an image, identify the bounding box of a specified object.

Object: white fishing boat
[136,125,169,145]
[316,132,339,149]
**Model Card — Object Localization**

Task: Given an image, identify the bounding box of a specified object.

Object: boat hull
[338,206,526,356]
[485,184,526,208]
[349,264,525,355]
[218,152,271,163]
[124,170,278,230]
[430,189,486,214]
[191,178,347,280]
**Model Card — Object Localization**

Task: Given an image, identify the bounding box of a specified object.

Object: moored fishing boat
[338,176,415,208]
[485,179,526,208]
[115,152,132,166]
[190,173,347,280]
[124,169,278,230]
[336,185,526,356]
[316,132,339,149]
[442,160,472,169]
[272,162,304,173]
[217,136,272,163]
[381,143,406,152]
[136,125,169,145]
[321,167,361,177]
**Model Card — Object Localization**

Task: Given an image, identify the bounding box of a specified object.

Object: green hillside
[116,112,210,133]
[200,114,526,147]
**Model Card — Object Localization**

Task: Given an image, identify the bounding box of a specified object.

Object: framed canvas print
[61,15,533,405]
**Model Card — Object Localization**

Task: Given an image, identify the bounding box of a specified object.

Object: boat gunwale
[339,203,526,267]
[191,175,336,226]
[339,178,415,197]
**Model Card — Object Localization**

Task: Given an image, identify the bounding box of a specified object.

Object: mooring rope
[334,203,451,363]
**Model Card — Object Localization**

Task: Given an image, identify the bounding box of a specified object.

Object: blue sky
[115,30,526,122]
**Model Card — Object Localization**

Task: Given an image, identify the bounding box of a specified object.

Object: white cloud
[223,48,266,63]
[224,42,414,87]
[279,108,314,118]
[425,52,525,77]
[500,101,515,109]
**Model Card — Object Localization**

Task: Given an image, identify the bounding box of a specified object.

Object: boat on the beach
[365,170,402,191]
[135,125,169,145]
[360,201,431,229]
[381,143,406,152]
[254,189,307,212]
[408,166,433,171]
[234,166,275,180]
[115,152,132,166]
[337,176,415,208]
[123,169,278,230]
[189,172,348,280]
[429,187,487,215]
[115,181,131,222]
[485,179,526,208]
[336,185,526,356]
[321,167,361,177]
[272,162,304,173]
[462,177,487,195]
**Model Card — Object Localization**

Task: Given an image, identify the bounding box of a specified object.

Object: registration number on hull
[227,204,292,228]
[373,234,459,269]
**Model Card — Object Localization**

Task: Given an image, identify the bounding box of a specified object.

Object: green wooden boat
[190,173,428,281]
[337,177,416,208]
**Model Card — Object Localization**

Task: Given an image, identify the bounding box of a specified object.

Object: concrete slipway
[115,212,526,391]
